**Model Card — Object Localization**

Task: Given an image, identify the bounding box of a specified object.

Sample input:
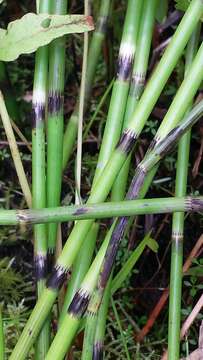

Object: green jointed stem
[60,0,146,340]
[62,0,111,170]
[10,3,203,358]
[154,50,203,142]
[89,96,203,320]
[75,0,89,204]
[83,2,157,354]
[45,226,114,360]
[92,278,111,359]
[94,3,157,355]
[47,0,67,255]
[93,0,143,186]
[59,223,99,324]
[112,0,157,200]
[1,195,203,226]
[124,0,203,137]
[168,24,201,360]
[81,299,99,360]
[32,0,51,357]
[46,90,203,358]
[32,0,50,282]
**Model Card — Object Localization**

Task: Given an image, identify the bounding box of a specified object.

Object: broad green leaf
[0,13,94,61]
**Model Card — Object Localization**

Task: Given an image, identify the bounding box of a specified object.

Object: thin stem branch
[0,91,32,208]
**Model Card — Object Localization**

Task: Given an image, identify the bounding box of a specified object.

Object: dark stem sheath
[98,99,203,295]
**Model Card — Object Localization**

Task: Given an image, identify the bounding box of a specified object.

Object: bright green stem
[167,24,201,360]
[45,314,79,360]
[92,278,112,359]
[10,3,203,357]
[127,0,203,136]
[46,227,114,360]
[81,311,98,360]
[1,195,203,226]
[93,0,143,185]
[111,0,157,200]
[47,0,67,253]
[62,0,111,170]
[0,307,4,360]
[103,3,157,354]
[32,0,50,254]
[91,168,158,358]
[0,62,20,122]
[9,288,56,360]
[59,223,99,324]
[56,0,203,270]
[155,44,203,141]
[32,0,51,357]
[83,3,156,354]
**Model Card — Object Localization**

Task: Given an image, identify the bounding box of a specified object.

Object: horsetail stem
[10,3,203,357]
[111,0,157,203]
[59,223,99,324]
[91,2,157,356]
[81,2,157,354]
[88,98,203,316]
[46,0,67,260]
[45,227,114,360]
[92,0,143,186]
[92,279,111,360]
[60,0,145,331]
[0,195,202,226]
[75,0,89,204]
[126,40,203,202]
[45,94,203,358]
[91,13,201,348]
[32,0,51,356]
[168,24,201,360]
[62,0,111,170]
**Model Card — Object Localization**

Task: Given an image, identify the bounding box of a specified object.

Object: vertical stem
[93,2,157,356]
[0,92,32,208]
[59,223,99,324]
[75,0,89,204]
[92,0,143,186]
[168,23,201,360]
[32,0,51,357]
[47,0,67,258]
[62,0,111,170]
[10,3,203,357]
[112,0,157,199]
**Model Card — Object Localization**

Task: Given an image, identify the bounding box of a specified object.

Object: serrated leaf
[0,13,94,61]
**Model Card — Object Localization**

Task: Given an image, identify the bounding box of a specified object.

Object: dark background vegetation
[0,1,202,358]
